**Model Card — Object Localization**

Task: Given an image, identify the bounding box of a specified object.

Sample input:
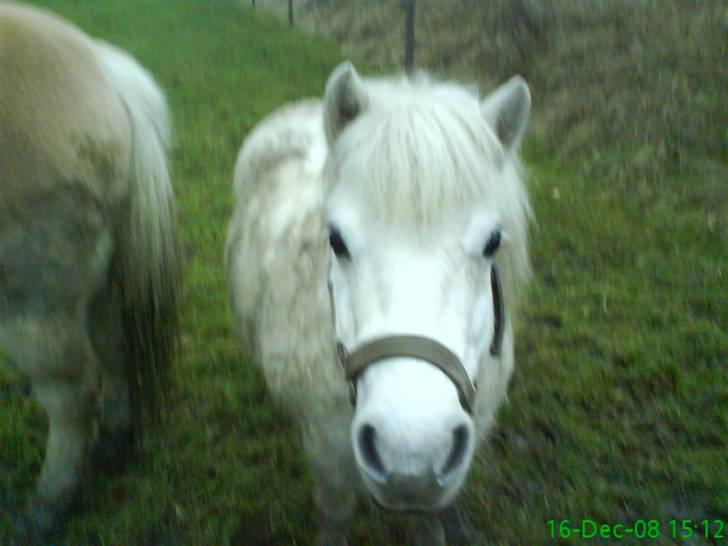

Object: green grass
[1,1,726,545]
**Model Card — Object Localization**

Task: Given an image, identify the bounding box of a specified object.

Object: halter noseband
[336,266,505,414]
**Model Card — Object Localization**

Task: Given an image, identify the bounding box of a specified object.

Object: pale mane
[326,73,532,313]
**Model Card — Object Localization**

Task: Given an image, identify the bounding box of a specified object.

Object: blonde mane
[326,73,532,314]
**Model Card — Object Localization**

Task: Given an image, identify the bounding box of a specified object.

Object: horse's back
[231,99,325,200]
[0,2,130,348]
[0,2,130,213]
[227,99,326,321]
[226,100,347,412]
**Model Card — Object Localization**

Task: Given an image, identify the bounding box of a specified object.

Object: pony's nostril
[441,425,469,478]
[358,424,387,479]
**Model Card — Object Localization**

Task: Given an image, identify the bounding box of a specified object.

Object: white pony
[226,62,532,545]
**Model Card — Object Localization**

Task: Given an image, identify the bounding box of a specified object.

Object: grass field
[1,1,725,545]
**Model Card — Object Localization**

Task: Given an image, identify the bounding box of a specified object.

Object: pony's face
[327,200,501,510]
[323,62,530,511]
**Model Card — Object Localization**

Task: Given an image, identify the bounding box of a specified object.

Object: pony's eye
[328,227,350,259]
[482,230,502,258]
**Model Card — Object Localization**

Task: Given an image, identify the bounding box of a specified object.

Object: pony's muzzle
[362,468,461,512]
[355,421,472,481]
[353,417,473,509]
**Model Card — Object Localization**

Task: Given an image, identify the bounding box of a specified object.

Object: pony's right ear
[323,61,367,146]
[481,76,531,153]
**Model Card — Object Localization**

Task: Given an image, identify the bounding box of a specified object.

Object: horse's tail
[95,41,181,425]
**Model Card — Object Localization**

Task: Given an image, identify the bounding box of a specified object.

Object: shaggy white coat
[226,67,531,542]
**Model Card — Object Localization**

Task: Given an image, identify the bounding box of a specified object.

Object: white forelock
[326,72,532,312]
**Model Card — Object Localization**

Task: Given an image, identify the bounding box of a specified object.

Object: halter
[335,266,505,414]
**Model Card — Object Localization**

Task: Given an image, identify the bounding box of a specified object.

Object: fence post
[403,0,416,73]
[288,0,294,27]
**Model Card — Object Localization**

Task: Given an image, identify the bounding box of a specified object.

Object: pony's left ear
[481,76,531,152]
[323,61,367,146]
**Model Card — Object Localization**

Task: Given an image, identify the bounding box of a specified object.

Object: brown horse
[0,3,180,542]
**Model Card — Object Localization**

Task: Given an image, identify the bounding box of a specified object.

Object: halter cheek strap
[489,265,505,356]
[337,266,505,415]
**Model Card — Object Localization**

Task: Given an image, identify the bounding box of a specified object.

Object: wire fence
[253,0,418,68]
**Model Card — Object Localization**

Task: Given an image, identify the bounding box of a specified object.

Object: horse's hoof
[90,426,134,473]
[0,486,15,514]
[11,490,77,546]
[10,507,59,546]
[445,528,486,546]
[440,505,485,546]
[315,523,348,546]
[411,514,446,546]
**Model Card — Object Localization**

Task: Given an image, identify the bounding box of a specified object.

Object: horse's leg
[439,503,486,545]
[88,284,134,472]
[301,414,356,546]
[0,199,112,542]
[2,318,99,543]
[412,513,446,546]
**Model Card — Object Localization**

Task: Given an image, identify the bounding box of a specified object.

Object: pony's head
[324,62,531,511]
